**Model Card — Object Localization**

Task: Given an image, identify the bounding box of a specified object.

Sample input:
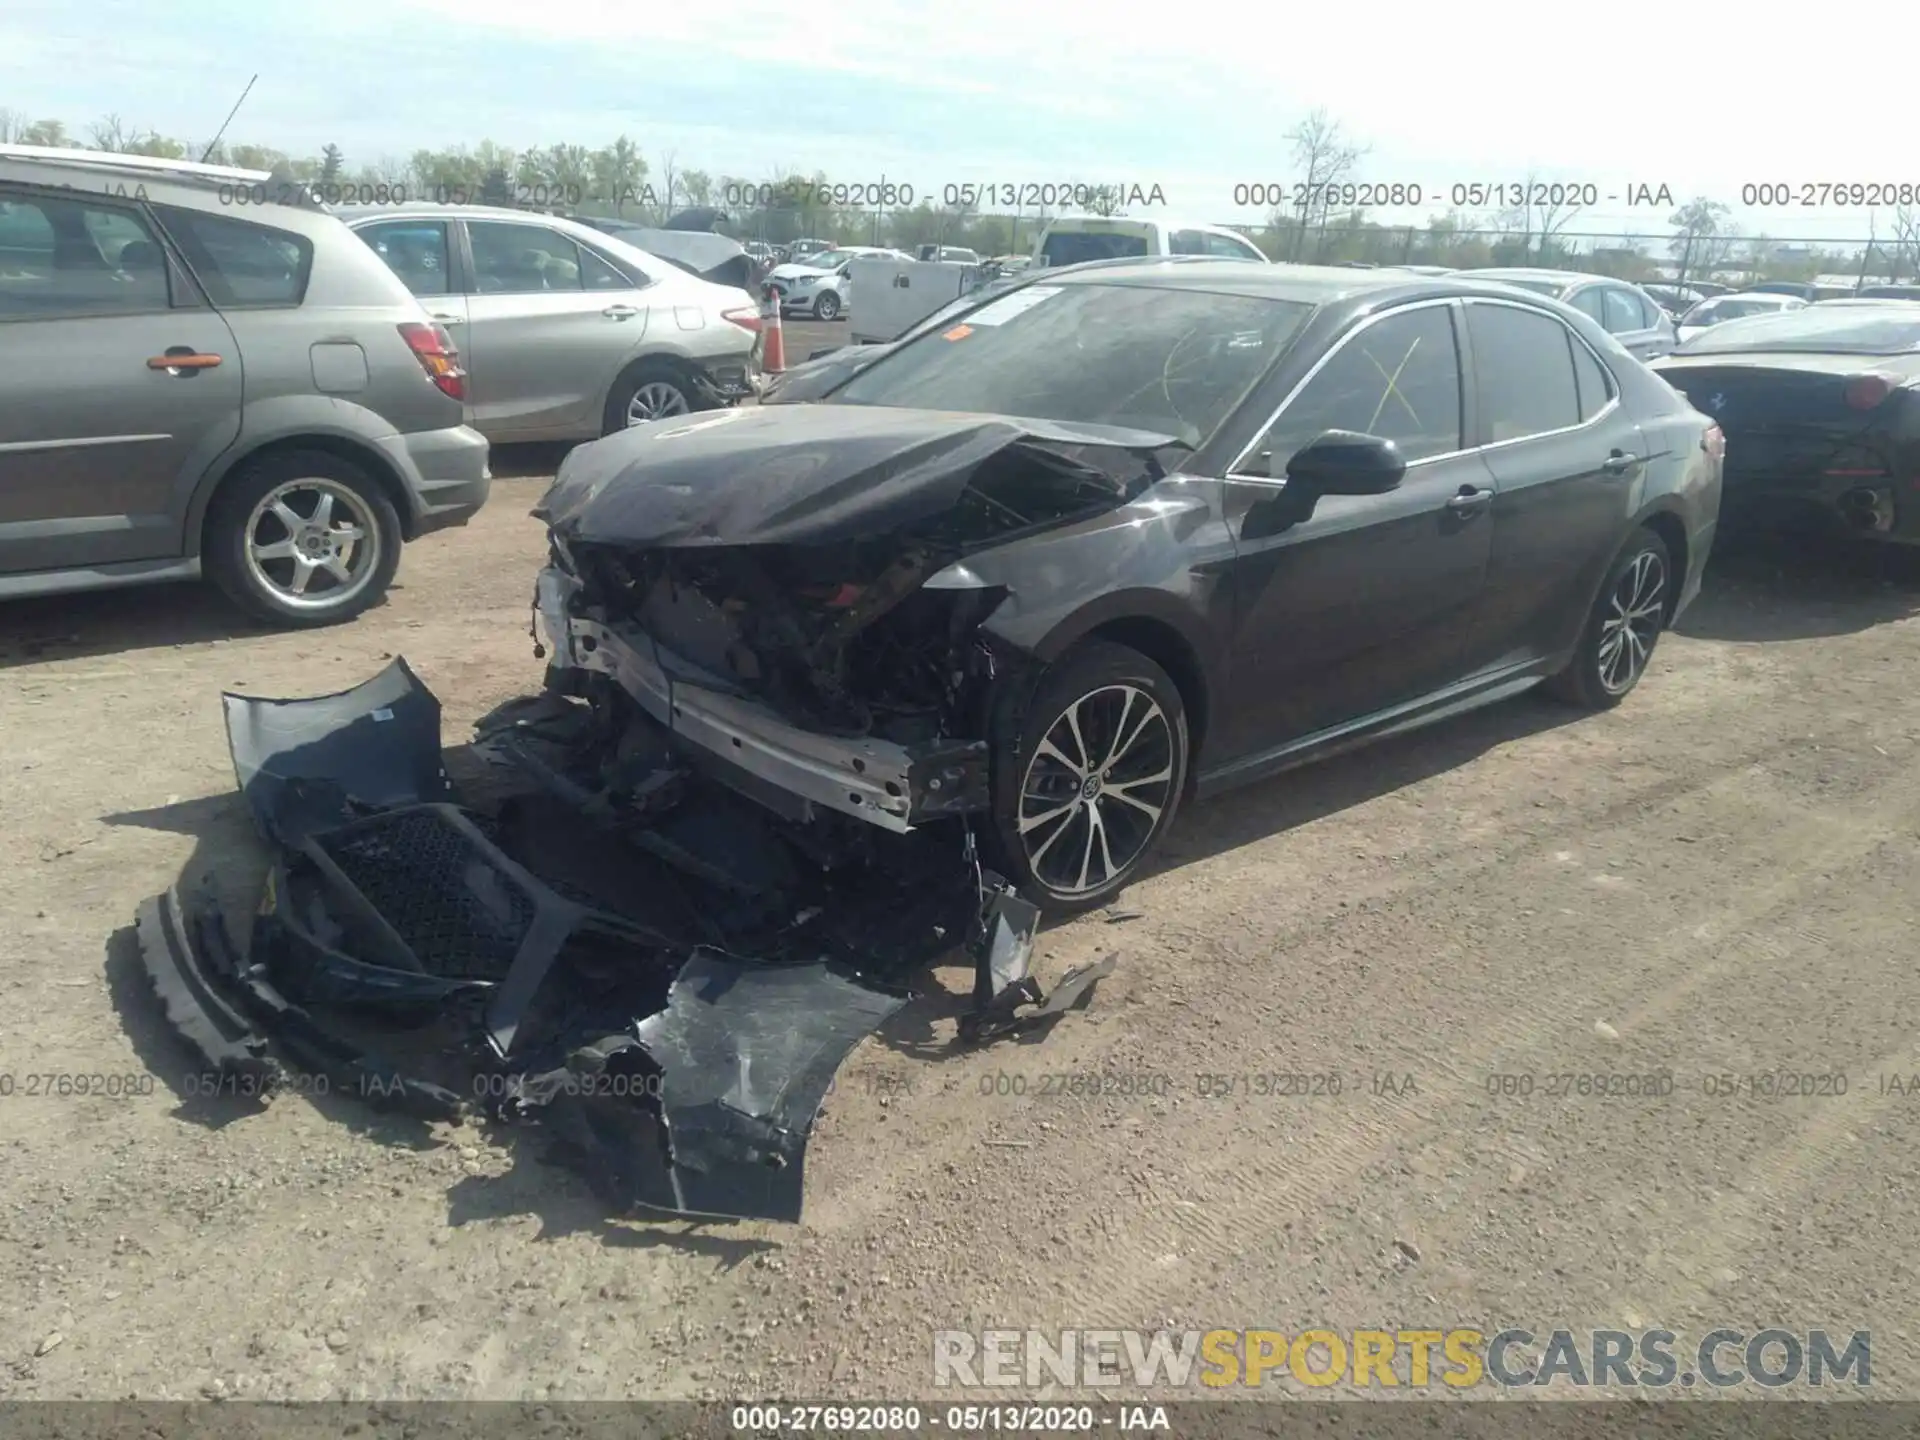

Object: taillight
[722,306,763,333]
[1702,423,1724,462]
[398,321,466,401]
[1843,372,1895,410]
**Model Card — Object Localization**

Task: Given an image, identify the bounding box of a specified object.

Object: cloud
[1,0,1901,236]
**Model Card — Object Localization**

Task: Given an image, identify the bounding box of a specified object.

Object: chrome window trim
[1225,293,1624,482]
[1224,296,1465,480]
[1461,296,1621,450]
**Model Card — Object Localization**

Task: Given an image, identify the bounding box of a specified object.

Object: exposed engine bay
[532,403,1175,826]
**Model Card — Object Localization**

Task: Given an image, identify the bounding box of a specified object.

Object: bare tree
[1667,197,1737,286]
[1891,205,1920,283]
[89,114,133,151]
[650,148,679,222]
[1283,109,1367,261]
[0,109,22,142]
[1081,183,1123,218]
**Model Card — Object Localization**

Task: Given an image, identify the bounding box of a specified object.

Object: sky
[2,0,1909,244]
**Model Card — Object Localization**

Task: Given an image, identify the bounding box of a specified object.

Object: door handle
[1446,485,1493,514]
[602,304,640,320]
[430,312,463,326]
[147,348,221,373]
[1602,449,1640,476]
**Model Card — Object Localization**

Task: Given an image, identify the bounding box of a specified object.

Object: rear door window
[355,220,451,296]
[1570,335,1616,420]
[1601,286,1649,334]
[158,209,312,307]
[0,190,174,317]
[468,221,606,294]
[1464,302,1581,441]
[1569,288,1607,324]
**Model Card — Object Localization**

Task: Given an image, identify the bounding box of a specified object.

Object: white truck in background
[848,255,988,343]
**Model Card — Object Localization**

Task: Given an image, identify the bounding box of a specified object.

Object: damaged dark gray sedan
[533,259,1725,911]
[135,259,1722,1227]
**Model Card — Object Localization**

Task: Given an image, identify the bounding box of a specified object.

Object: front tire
[813,290,841,321]
[203,450,402,628]
[1545,526,1672,709]
[988,641,1189,913]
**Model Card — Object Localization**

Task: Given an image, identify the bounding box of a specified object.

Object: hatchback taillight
[722,306,763,333]
[398,321,466,401]
[1703,423,1725,463]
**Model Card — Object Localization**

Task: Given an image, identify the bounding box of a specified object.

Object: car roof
[337,201,552,222]
[1468,267,1606,287]
[1041,215,1243,234]
[1036,256,1563,308]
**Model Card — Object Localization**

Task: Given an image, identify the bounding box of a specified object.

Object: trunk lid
[1652,355,1906,486]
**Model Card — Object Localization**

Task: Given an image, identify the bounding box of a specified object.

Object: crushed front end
[127,410,1157,1223]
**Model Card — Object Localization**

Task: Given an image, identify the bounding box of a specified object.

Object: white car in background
[1030,215,1269,266]
[766,245,910,320]
[1673,290,1807,345]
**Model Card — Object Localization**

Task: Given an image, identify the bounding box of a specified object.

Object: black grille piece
[319,808,537,981]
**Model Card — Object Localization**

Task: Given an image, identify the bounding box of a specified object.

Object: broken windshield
[829,282,1313,447]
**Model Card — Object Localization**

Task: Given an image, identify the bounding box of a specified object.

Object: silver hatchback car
[0,146,491,626]
[340,204,763,439]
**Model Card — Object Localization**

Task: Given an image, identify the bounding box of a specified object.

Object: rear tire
[603,360,696,434]
[203,450,402,628]
[987,640,1189,913]
[1545,526,1672,709]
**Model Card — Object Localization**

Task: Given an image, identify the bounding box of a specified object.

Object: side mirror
[1284,430,1407,495]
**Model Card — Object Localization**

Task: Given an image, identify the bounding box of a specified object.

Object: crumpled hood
[534,404,1178,547]
[770,262,834,281]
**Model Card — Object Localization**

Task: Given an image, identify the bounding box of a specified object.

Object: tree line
[5,107,1916,282]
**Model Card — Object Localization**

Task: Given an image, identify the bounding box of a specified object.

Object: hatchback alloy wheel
[242,478,383,612]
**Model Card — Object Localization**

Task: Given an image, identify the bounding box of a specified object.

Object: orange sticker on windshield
[943,324,973,341]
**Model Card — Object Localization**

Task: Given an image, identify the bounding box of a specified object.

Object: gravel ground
[4,451,1920,1403]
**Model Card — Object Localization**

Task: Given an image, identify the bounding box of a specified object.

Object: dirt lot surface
[5,441,1920,1402]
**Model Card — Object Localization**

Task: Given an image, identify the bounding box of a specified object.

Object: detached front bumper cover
[133,658,916,1223]
[134,656,1112,1224]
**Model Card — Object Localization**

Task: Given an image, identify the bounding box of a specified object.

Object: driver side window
[1239,306,1462,478]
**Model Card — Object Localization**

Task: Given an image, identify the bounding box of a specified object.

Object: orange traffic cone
[760,282,786,374]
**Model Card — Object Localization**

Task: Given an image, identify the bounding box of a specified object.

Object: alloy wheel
[242,479,382,612]
[1017,684,1175,898]
[1597,549,1667,694]
[625,381,690,425]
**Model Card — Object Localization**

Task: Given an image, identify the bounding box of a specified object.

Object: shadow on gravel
[1145,687,1588,881]
[0,583,278,670]
[448,1161,779,1259]
[488,441,575,480]
[1677,529,1920,642]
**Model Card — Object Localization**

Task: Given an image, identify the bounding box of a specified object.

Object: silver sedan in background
[343,204,762,438]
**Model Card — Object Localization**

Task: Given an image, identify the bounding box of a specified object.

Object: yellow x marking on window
[1361,338,1425,433]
